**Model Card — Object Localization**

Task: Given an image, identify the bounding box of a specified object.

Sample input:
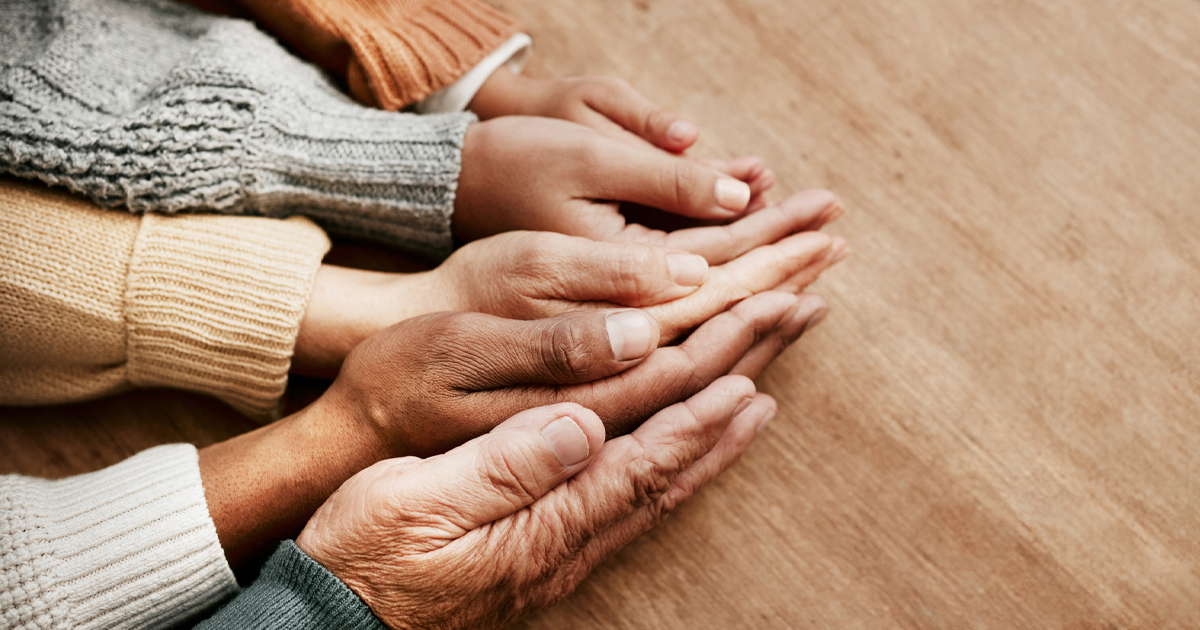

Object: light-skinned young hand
[471,67,713,154]
[470,68,777,207]
[455,117,839,261]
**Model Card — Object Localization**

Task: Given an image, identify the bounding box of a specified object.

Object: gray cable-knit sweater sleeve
[0,0,472,258]
[195,541,387,630]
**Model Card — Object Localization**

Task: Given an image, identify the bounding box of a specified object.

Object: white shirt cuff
[414,33,533,114]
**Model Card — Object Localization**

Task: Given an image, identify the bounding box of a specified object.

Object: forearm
[198,398,389,570]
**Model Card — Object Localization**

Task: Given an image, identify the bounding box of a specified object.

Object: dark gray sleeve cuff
[195,540,387,630]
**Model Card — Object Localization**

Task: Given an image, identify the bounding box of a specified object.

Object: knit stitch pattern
[195,540,386,630]
[0,0,473,258]
[0,445,237,630]
[0,179,331,419]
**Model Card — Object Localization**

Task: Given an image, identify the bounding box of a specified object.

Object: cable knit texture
[0,0,474,258]
[195,540,386,630]
[0,178,331,420]
[0,445,238,630]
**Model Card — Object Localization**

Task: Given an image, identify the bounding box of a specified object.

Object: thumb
[584,137,752,218]
[450,309,661,389]
[419,403,606,529]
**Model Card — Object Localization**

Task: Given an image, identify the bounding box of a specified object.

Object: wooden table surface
[4,1,1199,628]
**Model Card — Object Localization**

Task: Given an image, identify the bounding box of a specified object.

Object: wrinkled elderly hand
[314,290,823,458]
[298,375,775,630]
[455,117,830,256]
[294,196,846,375]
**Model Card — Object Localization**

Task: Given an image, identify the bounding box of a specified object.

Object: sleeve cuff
[0,445,238,630]
[414,33,533,114]
[343,0,524,110]
[124,214,331,421]
[195,541,386,630]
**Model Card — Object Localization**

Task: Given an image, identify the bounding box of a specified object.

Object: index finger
[655,189,845,264]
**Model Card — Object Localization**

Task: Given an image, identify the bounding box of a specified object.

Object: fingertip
[664,119,699,150]
[732,290,803,323]
[504,402,606,467]
[666,252,709,286]
[780,190,846,230]
[790,294,828,335]
[776,230,835,259]
[715,177,752,212]
[606,309,660,362]
[753,169,776,194]
[711,373,758,408]
[541,413,600,467]
[749,394,778,433]
[828,236,850,264]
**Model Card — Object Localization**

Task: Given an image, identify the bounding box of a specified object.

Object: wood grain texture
[3,0,1199,628]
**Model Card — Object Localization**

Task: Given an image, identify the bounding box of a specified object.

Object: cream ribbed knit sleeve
[0,444,238,630]
[0,179,331,420]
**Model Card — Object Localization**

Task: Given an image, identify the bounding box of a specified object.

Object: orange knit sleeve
[208,0,523,111]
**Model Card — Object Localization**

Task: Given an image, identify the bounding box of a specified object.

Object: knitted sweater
[0,0,474,258]
[214,0,524,111]
[0,178,330,420]
[0,445,237,630]
[195,541,386,629]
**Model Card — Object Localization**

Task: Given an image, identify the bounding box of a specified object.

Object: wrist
[294,265,442,377]
[468,66,537,119]
[198,400,388,571]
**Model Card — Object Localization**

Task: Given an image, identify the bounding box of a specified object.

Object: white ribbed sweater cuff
[0,445,237,630]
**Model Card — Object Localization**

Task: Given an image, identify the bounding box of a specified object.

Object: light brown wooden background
[4,0,1199,628]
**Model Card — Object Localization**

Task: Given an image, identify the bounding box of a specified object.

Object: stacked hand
[202,60,850,628]
[203,291,825,567]
[298,376,774,630]
[455,116,802,252]
[295,191,845,375]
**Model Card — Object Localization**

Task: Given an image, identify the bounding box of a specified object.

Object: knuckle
[662,160,700,210]
[480,443,546,506]
[628,450,678,509]
[611,247,661,302]
[519,232,563,271]
[647,484,689,525]
[426,311,471,336]
[540,318,597,382]
[573,137,608,171]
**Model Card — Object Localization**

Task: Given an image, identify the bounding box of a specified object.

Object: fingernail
[756,405,777,433]
[715,178,751,211]
[667,120,697,144]
[800,307,828,335]
[542,416,590,466]
[666,253,708,286]
[606,310,657,361]
[829,238,850,264]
